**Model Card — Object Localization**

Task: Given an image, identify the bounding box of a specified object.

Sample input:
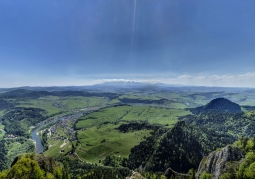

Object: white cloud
[94,72,255,88]
[2,72,255,88]
[159,72,255,87]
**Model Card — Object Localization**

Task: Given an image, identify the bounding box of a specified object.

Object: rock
[165,167,190,179]
[195,145,244,179]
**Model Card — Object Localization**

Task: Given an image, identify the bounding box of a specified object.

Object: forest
[1,88,255,178]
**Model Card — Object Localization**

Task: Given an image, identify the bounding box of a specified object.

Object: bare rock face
[195,145,244,179]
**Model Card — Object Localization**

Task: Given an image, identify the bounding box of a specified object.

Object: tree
[251,136,255,151]
[200,172,212,179]
[240,136,249,150]
[219,173,232,179]
[245,162,255,179]
[188,168,196,179]
[6,157,44,179]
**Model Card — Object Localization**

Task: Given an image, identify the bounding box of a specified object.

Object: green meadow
[16,96,107,116]
[0,124,5,138]
[44,139,73,157]
[31,89,255,165]
[0,110,5,117]
[76,123,152,163]
[76,105,191,129]
[68,104,191,163]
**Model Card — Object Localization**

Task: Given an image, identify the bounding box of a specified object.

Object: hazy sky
[1,0,255,87]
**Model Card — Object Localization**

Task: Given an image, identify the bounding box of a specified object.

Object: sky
[1,0,255,87]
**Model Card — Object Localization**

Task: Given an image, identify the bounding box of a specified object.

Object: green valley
[1,86,255,178]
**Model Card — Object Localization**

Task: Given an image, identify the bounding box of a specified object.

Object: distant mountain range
[92,81,185,89]
[0,81,182,92]
[0,81,254,92]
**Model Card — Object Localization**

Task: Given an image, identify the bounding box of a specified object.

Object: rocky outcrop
[196,145,244,179]
[165,167,190,179]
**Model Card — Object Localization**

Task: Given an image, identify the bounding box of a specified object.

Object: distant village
[43,107,98,141]
[7,134,18,139]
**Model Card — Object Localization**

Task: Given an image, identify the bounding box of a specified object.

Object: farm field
[44,102,190,162]
[76,123,152,163]
[75,105,191,129]
[16,96,108,116]
[2,87,255,174]
[44,139,73,157]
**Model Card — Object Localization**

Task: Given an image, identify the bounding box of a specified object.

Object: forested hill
[1,107,46,137]
[0,154,68,179]
[191,98,242,115]
[181,99,255,138]
[0,89,118,100]
[126,121,234,173]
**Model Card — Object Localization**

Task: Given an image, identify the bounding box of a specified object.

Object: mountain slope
[0,154,68,179]
[196,145,244,179]
[126,121,234,173]
[191,98,242,115]
[181,99,255,138]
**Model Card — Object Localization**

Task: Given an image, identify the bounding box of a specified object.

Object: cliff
[196,145,244,179]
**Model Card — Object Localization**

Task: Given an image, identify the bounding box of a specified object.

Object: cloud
[95,72,255,88]
[163,73,255,87]
[2,72,255,88]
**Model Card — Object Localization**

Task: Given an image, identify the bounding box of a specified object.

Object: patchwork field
[76,123,152,163]
[75,105,191,129]
[16,96,108,116]
[2,87,255,169]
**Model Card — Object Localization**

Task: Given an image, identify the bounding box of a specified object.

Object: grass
[0,123,5,138]
[125,107,190,125]
[7,142,21,156]
[43,119,76,157]
[44,139,73,156]
[17,99,64,116]
[76,105,191,129]
[59,96,107,109]
[108,99,121,104]
[30,90,254,164]
[0,130,4,138]
[118,95,162,101]
[16,96,107,116]
[76,105,132,129]
[0,110,5,117]
[69,104,191,163]
[5,139,34,162]
[76,123,152,163]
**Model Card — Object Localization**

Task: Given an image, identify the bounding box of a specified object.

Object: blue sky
[1,0,255,87]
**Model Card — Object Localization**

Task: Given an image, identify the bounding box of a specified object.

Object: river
[31,116,67,153]
[32,108,91,154]
[31,126,44,153]
[31,106,102,153]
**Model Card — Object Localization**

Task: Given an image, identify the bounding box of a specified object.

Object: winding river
[31,126,44,153]
[31,116,66,153]
[31,106,101,153]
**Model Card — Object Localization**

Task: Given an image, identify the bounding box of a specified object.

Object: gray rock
[195,145,244,179]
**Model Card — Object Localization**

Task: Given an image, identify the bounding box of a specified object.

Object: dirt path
[60,139,68,148]
[74,152,84,162]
